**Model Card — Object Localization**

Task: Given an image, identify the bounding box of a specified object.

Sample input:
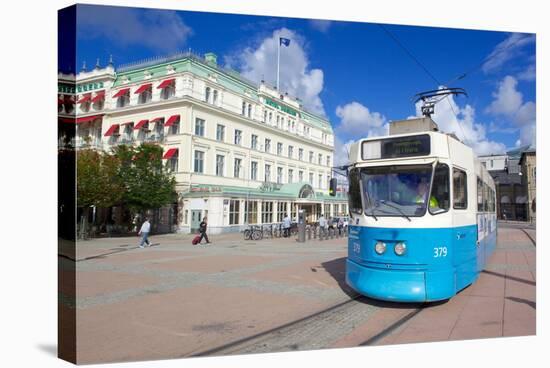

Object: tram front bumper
[346,259,428,302]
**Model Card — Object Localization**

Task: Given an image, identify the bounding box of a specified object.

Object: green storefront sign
[264,97,299,117]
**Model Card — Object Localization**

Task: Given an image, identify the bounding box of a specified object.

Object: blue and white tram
[343,129,497,302]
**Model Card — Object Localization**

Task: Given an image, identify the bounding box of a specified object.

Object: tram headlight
[374,241,386,254]
[394,242,407,256]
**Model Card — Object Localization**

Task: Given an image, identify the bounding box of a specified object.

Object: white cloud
[517,64,536,81]
[485,76,523,116]
[234,28,326,115]
[333,136,355,167]
[482,33,535,74]
[485,75,536,147]
[414,95,506,156]
[309,19,332,33]
[78,6,193,53]
[335,102,389,138]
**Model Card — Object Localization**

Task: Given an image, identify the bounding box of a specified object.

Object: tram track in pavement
[191,293,427,356]
[519,228,536,247]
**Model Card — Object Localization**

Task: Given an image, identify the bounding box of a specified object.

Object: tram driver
[414,181,439,209]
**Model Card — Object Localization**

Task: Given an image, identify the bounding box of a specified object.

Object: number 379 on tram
[331,120,497,302]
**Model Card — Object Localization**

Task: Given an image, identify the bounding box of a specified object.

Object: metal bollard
[307,227,311,240]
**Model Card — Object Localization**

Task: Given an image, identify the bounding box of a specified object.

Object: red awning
[77,93,91,104]
[112,88,130,98]
[163,148,178,159]
[164,115,180,127]
[91,90,105,103]
[150,117,163,124]
[104,124,120,136]
[134,119,149,130]
[59,114,103,124]
[157,78,175,89]
[134,83,152,94]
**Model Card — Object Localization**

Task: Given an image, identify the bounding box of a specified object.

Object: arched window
[212,90,218,105]
[205,87,211,103]
[247,104,252,118]
[242,101,246,115]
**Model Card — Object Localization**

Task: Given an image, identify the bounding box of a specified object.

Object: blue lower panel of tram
[346,224,493,302]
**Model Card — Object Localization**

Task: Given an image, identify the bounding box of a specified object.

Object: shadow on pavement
[506,296,536,309]
[37,343,57,356]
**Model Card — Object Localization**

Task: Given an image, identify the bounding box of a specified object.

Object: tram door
[191,210,202,233]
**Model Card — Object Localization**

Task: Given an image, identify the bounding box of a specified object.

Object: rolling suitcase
[192,235,201,245]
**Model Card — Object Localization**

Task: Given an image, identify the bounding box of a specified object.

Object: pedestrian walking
[337,217,344,235]
[318,214,327,237]
[283,214,291,237]
[138,217,151,248]
[198,216,211,244]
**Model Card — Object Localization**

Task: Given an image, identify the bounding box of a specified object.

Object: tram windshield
[360,164,443,217]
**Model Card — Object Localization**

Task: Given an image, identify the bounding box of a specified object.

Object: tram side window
[483,183,489,212]
[429,163,450,214]
[477,178,483,212]
[453,168,467,209]
[348,168,363,214]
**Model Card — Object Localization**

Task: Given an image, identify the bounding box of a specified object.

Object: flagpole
[277,38,280,91]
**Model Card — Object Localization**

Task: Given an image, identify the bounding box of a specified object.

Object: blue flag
[280,37,291,47]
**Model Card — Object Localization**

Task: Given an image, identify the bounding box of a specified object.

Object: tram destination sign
[361,134,431,160]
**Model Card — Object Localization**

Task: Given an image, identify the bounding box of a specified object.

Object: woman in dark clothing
[199,217,211,244]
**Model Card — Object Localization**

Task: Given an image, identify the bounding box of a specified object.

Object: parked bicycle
[243,225,262,240]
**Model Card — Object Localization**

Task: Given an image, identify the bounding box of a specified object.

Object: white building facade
[60,52,348,234]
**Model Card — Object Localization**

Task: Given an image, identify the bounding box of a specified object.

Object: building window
[234,129,242,145]
[216,154,225,177]
[242,101,246,116]
[122,123,134,143]
[251,134,258,150]
[265,164,271,182]
[248,104,252,118]
[269,112,273,123]
[234,158,242,178]
[213,90,218,105]
[152,118,164,141]
[229,200,240,225]
[326,175,331,189]
[309,172,314,185]
[161,81,175,100]
[309,151,314,163]
[299,170,304,182]
[288,169,294,184]
[265,138,271,153]
[168,152,178,172]
[138,85,152,104]
[169,120,179,135]
[195,118,205,136]
[453,168,468,209]
[245,201,258,224]
[194,150,204,173]
[326,155,331,167]
[116,91,130,108]
[263,110,267,123]
[288,145,294,159]
[216,124,225,142]
[318,174,322,189]
[277,202,287,222]
[277,167,283,184]
[261,201,273,223]
[251,161,258,181]
[277,142,283,156]
[205,87,211,103]
[318,153,323,165]
[299,149,303,161]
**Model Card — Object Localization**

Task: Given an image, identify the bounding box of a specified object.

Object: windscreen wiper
[379,200,412,222]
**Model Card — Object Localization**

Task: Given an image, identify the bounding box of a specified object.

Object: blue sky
[70,4,536,164]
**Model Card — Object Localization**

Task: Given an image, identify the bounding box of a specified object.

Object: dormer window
[113,88,130,108]
[135,83,152,104]
[91,90,105,110]
[77,93,91,113]
[158,79,175,100]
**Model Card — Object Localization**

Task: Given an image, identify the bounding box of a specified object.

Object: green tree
[77,149,124,209]
[114,143,176,215]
